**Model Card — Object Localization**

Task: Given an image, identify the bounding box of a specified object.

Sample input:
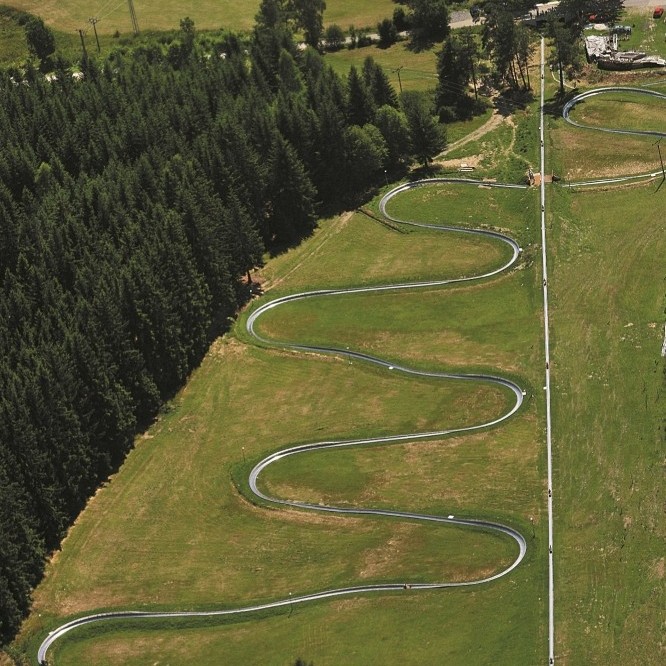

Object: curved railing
[562,86,666,187]
[563,86,666,139]
[38,178,530,665]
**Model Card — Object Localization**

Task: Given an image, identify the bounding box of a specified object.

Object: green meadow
[5,0,397,34]
[8,31,664,666]
[565,90,666,135]
[548,86,665,181]
[548,180,665,665]
[15,172,547,664]
[0,0,399,67]
[620,9,666,58]
[542,65,665,664]
[325,40,439,93]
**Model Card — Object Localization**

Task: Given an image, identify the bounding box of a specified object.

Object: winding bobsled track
[38,178,531,664]
[563,86,666,187]
[563,86,666,139]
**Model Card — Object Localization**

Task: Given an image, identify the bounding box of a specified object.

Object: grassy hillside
[548,181,665,665]
[4,0,397,34]
[544,74,665,664]
[15,180,546,664]
[325,40,439,93]
[548,88,664,181]
[0,0,401,67]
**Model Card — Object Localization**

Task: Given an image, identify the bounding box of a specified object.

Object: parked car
[654,7,664,19]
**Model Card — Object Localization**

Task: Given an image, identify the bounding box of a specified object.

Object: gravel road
[623,0,658,7]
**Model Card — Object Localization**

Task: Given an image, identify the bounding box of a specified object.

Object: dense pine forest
[0,8,447,645]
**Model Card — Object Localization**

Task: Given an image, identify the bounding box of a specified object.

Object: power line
[75,0,139,59]
[93,0,117,19]
[392,65,404,94]
[434,79,531,113]
[95,0,139,34]
[401,67,438,79]
[394,68,533,111]
[98,0,127,23]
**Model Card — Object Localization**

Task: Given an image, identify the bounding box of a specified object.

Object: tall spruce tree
[267,134,317,241]
[401,91,446,166]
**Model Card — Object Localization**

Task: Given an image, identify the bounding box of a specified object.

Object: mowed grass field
[548,84,666,180]
[546,106,665,660]
[566,90,666,135]
[325,41,439,93]
[15,182,548,664]
[0,0,399,66]
[5,0,397,34]
[620,9,666,58]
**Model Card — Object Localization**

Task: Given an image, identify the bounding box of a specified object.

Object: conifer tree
[375,105,412,168]
[346,65,376,126]
[24,16,55,67]
[401,91,446,166]
[267,134,317,241]
[362,57,399,109]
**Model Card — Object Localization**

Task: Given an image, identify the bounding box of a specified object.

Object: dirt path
[437,109,507,160]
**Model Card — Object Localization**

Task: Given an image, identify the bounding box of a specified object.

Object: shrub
[378,18,398,48]
[324,24,345,51]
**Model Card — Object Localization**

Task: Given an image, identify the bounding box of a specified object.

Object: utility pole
[461,29,478,101]
[468,45,478,100]
[77,29,87,58]
[655,138,665,183]
[127,0,140,36]
[392,65,403,94]
[88,17,101,53]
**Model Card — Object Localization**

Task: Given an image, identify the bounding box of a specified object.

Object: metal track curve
[562,86,666,187]
[38,178,530,664]
[562,86,666,139]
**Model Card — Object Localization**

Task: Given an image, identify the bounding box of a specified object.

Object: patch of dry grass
[549,122,659,179]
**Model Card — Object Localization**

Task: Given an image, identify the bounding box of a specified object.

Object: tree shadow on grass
[495,87,536,116]
[265,166,410,259]
[542,88,580,120]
